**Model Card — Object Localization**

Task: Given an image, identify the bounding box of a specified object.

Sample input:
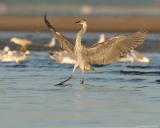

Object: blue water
[0,51,160,128]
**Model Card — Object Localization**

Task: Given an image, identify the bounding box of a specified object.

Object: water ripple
[134,85,149,88]
[12,64,28,68]
[120,70,160,76]
[127,65,160,69]
[155,80,160,84]
[128,78,146,82]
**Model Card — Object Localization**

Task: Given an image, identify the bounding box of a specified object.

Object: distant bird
[0,46,10,60]
[44,37,56,47]
[10,37,32,53]
[44,14,147,86]
[130,50,149,63]
[0,50,30,63]
[118,54,134,63]
[0,46,10,54]
[0,46,30,63]
[97,33,106,43]
[50,50,76,64]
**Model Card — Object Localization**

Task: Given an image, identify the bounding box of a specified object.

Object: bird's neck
[75,23,87,49]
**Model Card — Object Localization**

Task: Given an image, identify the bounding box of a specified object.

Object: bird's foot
[54,83,71,87]
[80,79,84,85]
[54,82,70,87]
[80,79,87,88]
[54,76,72,87]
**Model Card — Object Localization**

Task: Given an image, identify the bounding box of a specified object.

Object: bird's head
[3,46,10,53]
[10,37,18,43]
[75,19,87,25]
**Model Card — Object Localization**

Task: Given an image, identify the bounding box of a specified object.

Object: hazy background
[0,0,160,52]
[0,0,160,16]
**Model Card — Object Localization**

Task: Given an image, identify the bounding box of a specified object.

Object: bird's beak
[75,20,81,24]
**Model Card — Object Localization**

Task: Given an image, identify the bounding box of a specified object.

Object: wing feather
[44,14,75,58]
[83,31,147,65]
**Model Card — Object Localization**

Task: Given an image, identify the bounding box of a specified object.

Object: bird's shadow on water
[54,83,72,87]
[5,83,149,96]
[8,77,150,94]
[48,74,151,91]
[50,82,149,92]
[155,80,160,84]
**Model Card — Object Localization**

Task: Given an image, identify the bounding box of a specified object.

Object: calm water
[0,51,160,128]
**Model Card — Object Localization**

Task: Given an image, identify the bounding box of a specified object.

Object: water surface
[0,52,160,128]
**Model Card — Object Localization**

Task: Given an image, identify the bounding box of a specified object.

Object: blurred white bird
[49,50,76,64]
[0,46,30,63]
[130,50,149,63]
[97,33,105,43]
[0,46,10,60]
[10,37,32,53]
[44,37,56,47]
[0,50,30,63]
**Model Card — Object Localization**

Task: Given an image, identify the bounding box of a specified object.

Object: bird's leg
[55,75,72,86]
[54,64,78,86]
[80,71,85,87]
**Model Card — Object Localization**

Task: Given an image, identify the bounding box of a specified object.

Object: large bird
[44,15,147,86]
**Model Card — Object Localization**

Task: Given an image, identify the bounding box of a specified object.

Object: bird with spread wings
[44,14,147,86]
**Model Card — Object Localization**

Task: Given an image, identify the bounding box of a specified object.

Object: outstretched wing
[44,14,75,58]
[83,31,147,65]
